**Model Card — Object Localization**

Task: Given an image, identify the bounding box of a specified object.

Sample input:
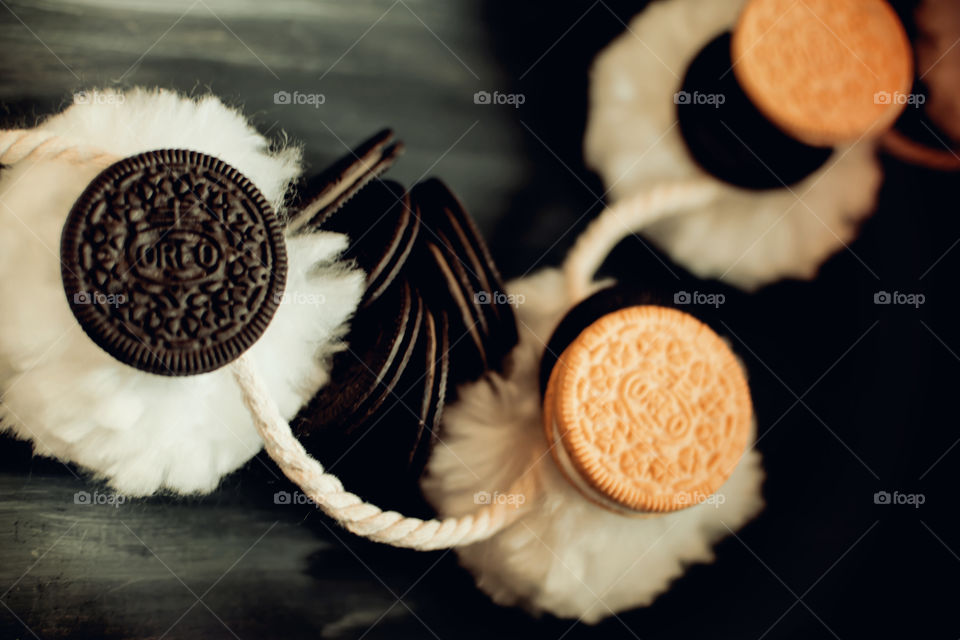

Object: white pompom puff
[211,164,767,622]
[583,0,881,291]
[0,88,364,496]
[422,268,765,622]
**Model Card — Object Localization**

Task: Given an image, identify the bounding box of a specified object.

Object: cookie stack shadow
[288,131,518,517]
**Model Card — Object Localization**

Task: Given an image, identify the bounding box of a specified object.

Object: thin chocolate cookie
[412,181,490,335]
[287,129,404,233]
[352,300,432,456]
[60,149,286,376]
[363,188,420,306]
[299,286,438,517]
[414,233,488,384]
[408,307,449,476]
[295,280,416,435]
[325,179,418,306]
[412,179,518,371]
[345,285,423,433]
[359,301,450,476]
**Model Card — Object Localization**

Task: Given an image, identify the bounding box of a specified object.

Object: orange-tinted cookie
[732,0,913,146]
[543,306,752,513]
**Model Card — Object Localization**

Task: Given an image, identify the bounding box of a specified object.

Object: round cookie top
[61,149,287,376]
[545,306,752,513]
[732,0,913,146]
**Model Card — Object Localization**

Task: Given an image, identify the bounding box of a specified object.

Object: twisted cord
[230,355,531,550]
[0,129,118,167]
[562,179,720,302]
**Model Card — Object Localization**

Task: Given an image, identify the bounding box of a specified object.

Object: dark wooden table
[1,0,957,638]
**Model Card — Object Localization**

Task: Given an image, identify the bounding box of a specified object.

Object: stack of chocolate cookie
[289,130,518,514]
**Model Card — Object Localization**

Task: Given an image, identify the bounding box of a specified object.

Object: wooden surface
[2,0,958,638]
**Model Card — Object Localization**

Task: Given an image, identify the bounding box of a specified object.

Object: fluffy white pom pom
[583,0,881,291]
[423,269,764,622]
[0,89,364,496]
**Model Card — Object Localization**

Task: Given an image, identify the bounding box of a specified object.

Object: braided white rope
[231,355,532,549]
[563,179,721,302]
[0,129,118,167]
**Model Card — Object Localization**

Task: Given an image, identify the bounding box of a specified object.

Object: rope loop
[0,129,118,167]
[231,355,532,550]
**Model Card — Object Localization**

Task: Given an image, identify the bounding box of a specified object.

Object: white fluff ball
[583,0,881,291]
[0,88,365,496]
[423,269,764,622]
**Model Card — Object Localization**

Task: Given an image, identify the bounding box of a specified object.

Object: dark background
[1,0,957,638]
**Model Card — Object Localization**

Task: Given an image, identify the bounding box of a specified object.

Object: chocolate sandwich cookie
[299,287,440,517]
[408,307,449,476]
[412,179,518,370]
[363,188,420,306]
[287,129,404,233]
[352,304,434,458]
[323,179,419,305]
[412,181,490,339]
[347,286,424,432]
[295,280,418,436]
[413,231,488,384]
[363,302,450,474]
[60,149,286,376]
